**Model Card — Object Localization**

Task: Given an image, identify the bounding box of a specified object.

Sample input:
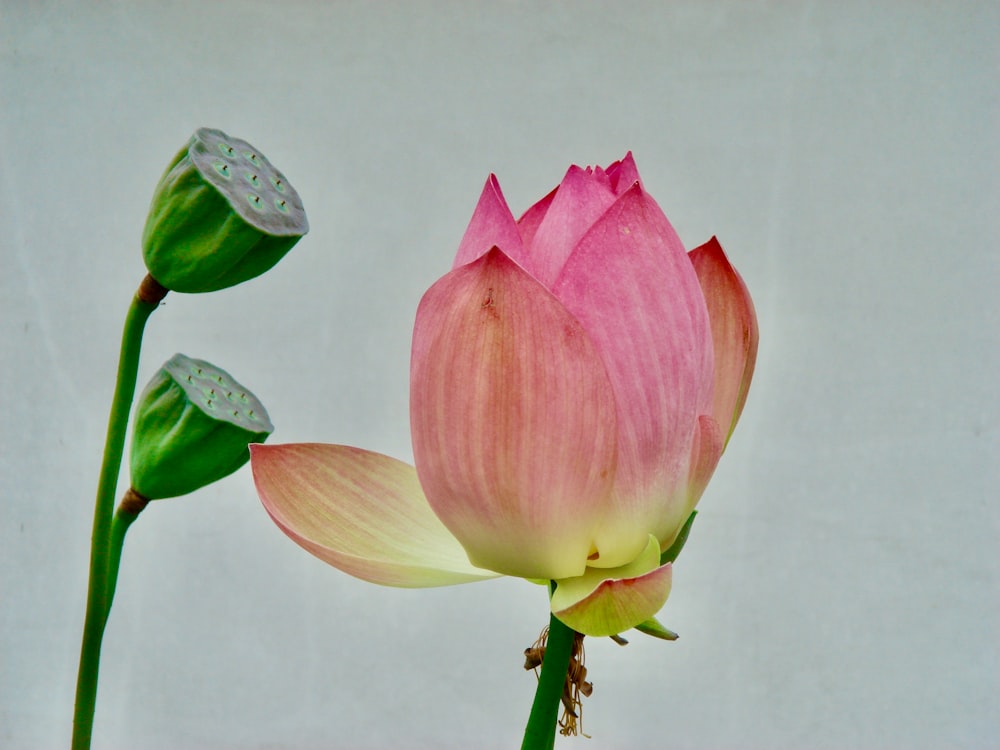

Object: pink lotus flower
[251,154,757,636]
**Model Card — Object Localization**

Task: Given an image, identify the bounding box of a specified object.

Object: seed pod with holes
[129,354,274,500]
[141,127,308,293]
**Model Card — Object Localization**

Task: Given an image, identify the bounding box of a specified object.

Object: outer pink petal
[411,248,618,581]
[522,165,619,286]
[688,237,759,446]
[452,175,525,269]
[659,414,724,553]
[685,414,724,506]
[552,185,714,567]
[553,539,673,638]
[250,443,497,587]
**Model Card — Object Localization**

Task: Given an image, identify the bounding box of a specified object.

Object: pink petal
[516,186,557,251]
[410,248,618,581]
[660,414,724,553]
[686,413,724,504]
[452,175,525,269]
[604,151,642,195]
[250,443,497,587]
[551,536,673,637]
[688,237,759,446]
[521,165,619,286]
[551,185,714,567]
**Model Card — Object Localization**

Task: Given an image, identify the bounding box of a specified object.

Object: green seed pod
[142,127,308,293]
[130,354,274,500]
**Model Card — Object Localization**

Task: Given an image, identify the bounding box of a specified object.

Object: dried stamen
[523,626,593,738]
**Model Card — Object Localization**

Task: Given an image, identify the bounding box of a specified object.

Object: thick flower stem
[520,611,577,750]
[72,276,166,750]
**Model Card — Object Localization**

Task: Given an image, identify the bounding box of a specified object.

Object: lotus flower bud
[142,127,308,293]
[129,354,273,500]
[249,153,759,638]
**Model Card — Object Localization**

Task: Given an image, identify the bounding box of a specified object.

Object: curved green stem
[103,491,149,622]
[72,276,166,750]
[520,610,576,750]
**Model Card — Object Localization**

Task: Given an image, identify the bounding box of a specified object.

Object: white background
[2,2,997,748]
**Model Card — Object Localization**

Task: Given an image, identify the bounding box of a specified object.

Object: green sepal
[129,354,274,499]
[634,617,679,641]
[142,128,308,293]
[660,510,697,565]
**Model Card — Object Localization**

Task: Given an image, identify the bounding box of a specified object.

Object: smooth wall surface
[2,2,997,748]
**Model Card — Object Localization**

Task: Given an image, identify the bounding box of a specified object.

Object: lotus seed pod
[130,354,274,500]
[142,128,308,293]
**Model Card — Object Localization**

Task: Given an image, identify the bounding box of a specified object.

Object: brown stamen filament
[523,626,593,738]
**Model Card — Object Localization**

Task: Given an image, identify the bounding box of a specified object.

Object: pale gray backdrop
[2,2,997,749]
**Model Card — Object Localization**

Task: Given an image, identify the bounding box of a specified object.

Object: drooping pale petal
[688,236,759,447]
[551,184,714,567]
[452,175,525,269]
[551,535,673,637]
[411,247,618,581]
[522,165,619,286]
[250,443,498,587]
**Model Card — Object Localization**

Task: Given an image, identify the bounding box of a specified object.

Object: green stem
[103,490,150,622]
[72,276,166,750]
[520,610,577,750]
